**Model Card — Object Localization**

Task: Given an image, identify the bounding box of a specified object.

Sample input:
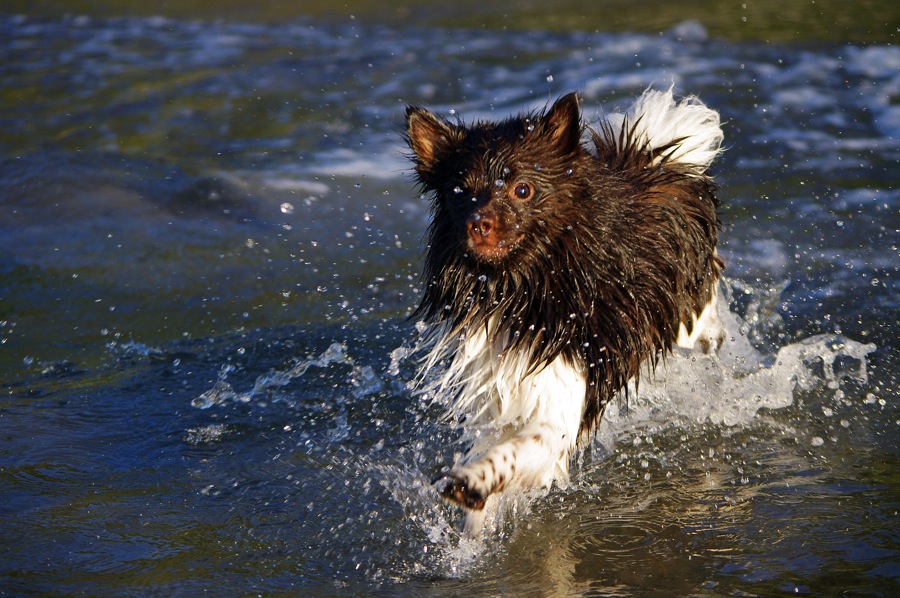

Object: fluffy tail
[604,87,723,172]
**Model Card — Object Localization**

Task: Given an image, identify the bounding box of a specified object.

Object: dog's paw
[436,473,487,511]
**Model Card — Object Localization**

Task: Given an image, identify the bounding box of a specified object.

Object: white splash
[191,342,383,408]
[391,280,878,553]
[596,289,877,447]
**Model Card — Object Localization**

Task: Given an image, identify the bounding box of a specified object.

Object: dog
[405,88,725,534]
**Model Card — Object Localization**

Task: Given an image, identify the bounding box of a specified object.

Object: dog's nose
[467,211,495,238]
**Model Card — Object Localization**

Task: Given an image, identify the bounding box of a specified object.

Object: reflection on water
[0,8,898,597]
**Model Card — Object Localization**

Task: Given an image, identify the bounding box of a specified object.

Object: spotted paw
[438,473,486,511]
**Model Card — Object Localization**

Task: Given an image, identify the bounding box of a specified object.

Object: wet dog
[405,88,724,534]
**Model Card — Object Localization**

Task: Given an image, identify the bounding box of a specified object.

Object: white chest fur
[421,321,587,533]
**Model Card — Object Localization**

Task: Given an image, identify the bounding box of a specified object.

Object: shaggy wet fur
[406,89,724,532]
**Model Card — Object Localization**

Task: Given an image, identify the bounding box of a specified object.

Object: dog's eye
[511,182,533,201]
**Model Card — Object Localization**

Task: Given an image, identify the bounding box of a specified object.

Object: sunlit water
[1,13,898,596]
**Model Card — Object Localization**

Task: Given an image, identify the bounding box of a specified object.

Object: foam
[191,342,386,409]
[596,287,877,446]
[390,280,877,551]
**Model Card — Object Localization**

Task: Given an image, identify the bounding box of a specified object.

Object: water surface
[1,6,898,596]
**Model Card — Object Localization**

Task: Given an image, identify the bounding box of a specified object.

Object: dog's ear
[543,93,582,154]
[406,107,462,176]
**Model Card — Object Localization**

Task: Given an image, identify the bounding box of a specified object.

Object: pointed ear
[406,107,460,175]
[543,92,582,153]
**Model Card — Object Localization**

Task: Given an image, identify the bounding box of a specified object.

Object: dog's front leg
[440,419,577,511]
[438,354,587,534]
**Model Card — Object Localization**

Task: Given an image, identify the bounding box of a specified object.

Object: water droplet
[453,186,463,194]
[811,436,825,447]
[494,179,504,187]
[279,202,294,215]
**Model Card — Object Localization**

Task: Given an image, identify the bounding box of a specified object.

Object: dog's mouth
[467,230,524,262]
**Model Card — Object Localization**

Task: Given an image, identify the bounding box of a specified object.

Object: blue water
[1,13,898,596]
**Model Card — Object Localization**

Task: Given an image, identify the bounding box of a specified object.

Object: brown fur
[406,92,722,437]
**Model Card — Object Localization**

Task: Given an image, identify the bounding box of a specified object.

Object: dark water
[1,9,898,596]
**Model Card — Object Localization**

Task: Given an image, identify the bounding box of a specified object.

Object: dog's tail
[604,87,724,173]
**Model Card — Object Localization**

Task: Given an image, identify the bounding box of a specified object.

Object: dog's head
[406,94,585,265]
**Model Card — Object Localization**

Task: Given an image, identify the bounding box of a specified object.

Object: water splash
[387,345,414,377]
[369,454,512,578]
[385,280,879,548]
[183,423,232,445]
[598,287,877,442]
[191,365,242,408]
[187,284,878,581]
[191,342,384,408]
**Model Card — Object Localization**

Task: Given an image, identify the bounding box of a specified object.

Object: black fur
[406,93,722,436]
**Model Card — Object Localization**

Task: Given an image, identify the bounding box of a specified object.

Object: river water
[1,9,898,596]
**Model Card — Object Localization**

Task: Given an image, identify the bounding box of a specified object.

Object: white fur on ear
[605,87,724,172]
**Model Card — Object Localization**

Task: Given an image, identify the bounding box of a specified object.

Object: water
[1,9,898,596]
